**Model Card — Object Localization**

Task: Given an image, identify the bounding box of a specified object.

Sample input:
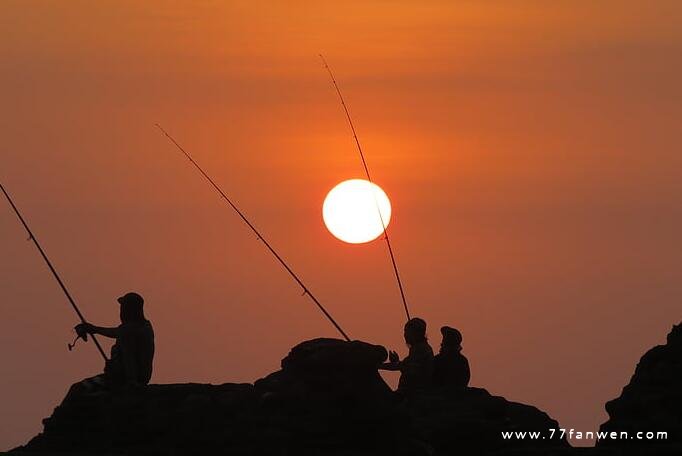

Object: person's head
[118,292,145,323]
[404,317,427,346]
[440,326,463,353]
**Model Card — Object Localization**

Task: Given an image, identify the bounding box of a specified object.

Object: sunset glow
[2,1,681,450]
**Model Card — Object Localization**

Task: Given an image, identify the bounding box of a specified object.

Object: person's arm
[76,323,120,339]
[91,326,119,339]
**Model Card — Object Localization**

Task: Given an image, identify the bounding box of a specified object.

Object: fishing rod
[155,124,351,342]
[0,182,108,361]
[320,55,411,321]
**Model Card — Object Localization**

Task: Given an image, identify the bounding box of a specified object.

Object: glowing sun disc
[323,179,392,244]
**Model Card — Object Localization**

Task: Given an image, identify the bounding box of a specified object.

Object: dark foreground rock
[599,323,682,449]
[13,338,567,455]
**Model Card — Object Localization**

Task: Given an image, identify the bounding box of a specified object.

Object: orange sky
[1,1,681,449]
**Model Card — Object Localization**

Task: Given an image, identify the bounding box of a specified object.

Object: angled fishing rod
[320,55,411,321]
[155,124,351,342]
[0,182,108,361]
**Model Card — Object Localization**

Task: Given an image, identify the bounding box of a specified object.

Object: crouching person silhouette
[432,326,470,389]
[379,317,434,396]
[65,292,154,401]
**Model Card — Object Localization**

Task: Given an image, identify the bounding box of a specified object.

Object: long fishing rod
[0,182,108,361]
[155,124,351,342]
[320,55,411,321]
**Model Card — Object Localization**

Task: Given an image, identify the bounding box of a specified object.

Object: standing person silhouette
[66,292,154,399]
[379,318,434,395]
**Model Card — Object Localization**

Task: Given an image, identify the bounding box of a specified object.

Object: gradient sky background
[1,1,681,449]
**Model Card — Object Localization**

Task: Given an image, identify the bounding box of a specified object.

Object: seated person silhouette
[379,317,434,394]
[432,326,470,389]
[66,292,154,399]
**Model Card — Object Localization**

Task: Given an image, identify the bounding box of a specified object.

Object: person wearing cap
[73,292,155,390]
[432,326,470,389]
[379,317,434,395]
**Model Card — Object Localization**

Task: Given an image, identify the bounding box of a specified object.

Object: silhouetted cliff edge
[10,328,682,455]
[11,338,566,455]
[598,323,682,450]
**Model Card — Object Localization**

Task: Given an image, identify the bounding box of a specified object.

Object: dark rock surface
[8,338,571,455]
[598,323,682,449]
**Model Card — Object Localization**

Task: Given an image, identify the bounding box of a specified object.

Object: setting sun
[322,179,391,244]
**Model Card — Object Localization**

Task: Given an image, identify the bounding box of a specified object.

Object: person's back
[106,318,155,386]
[432,326,470,389]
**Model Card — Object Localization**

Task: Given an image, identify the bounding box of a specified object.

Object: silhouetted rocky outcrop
[599,323,682,449]
[13,338,568,455]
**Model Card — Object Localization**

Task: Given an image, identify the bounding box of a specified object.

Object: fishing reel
[68,324,89,351]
